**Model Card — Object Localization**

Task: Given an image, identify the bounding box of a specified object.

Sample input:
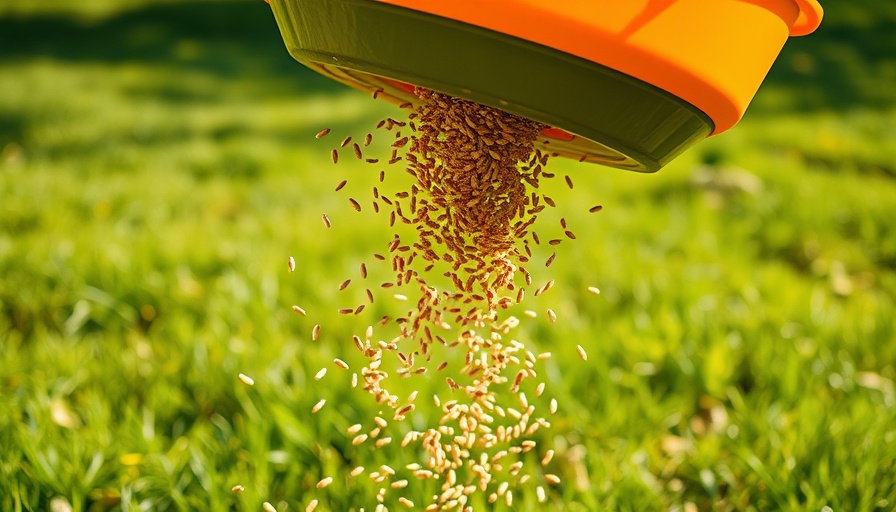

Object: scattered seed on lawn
[238,373,254,386]
[351,465,365,476]
[312,399,326,413]
[315,128,331,139]
[232,485,245,494]
[288,256,296,273]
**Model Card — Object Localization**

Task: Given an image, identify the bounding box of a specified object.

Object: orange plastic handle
[790,0,823,36]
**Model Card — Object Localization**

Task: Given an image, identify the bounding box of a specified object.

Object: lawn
[1,1,895,511]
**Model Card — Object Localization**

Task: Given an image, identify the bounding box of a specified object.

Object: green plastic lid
[269,0,714,172]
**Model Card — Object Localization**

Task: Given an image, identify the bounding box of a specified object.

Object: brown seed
[341,136,352,148]
[564,175,574,189]
[315,128,331,139]
[321,213,331,229]
[545,252,556,267]
[349,198,362,212]
[365,133,373,147]
[565,230,576,240]
[338,308,353,315]
[353,142,363,160]
[312,324,321,341]
[335,179,347,192]
[589,205,603,213]
[331,148,338,164]
[360,263,368,278]
[334,358,349,370]
[231,484,245,493]
[339,279,352,291]
[291,305,306,316]
[548,239,561,246]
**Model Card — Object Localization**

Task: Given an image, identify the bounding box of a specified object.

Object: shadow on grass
[0,0,339,97]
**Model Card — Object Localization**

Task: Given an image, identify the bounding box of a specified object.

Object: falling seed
[545,252,556,267]
[292,305,306,316]
[334,358,349,370]
[589,205,603,213]
[238,373,254,386]
[349,198,362,212]
[314,368,327,381]
[564,175,574,189]
[565,230,576,240]
[576,344,588,360]
[312,399,326,413]
[263,502,277,512]
[353,143,363,160]
[232,485,245,493]
[317,477,333,489]
[287,256,296,273]
[365,133,373,146]
[347,424,363,435]
[393,294,408,301]
[541,449,555,465]
[322,213,331,229]
[331,149,338,164]
[398,497,414,508]
[535,382,545,397]
[547,309,557,323]
[305,500,319,512]
[536,486,546,502]
[545,474,561,485]
[587,286,601,295]
[312,324,321,341]
[351,466,365,476]
[315,128,331,139]
[335,179,347,192]
[339,279,352,291]
[550,398,558,414]
[352,434,369,446]
[524,310,537,318]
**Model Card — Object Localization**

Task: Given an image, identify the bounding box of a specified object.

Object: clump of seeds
[276,88,603,509]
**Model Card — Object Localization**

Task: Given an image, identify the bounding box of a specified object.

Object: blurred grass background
[1,0,895,510]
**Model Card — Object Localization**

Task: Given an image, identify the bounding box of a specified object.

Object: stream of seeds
[274,89,599,511]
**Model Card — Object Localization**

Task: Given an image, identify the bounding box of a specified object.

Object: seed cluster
[266,89,605,511]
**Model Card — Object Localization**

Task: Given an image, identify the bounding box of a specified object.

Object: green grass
[2,1,896,510]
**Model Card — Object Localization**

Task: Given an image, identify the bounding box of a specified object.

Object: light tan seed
[232,485,245,493]
[542,449,555,465]
[391,479,408,489]
[305,499,319,512]
[292,305,306,316]
[398,497,414,508]
[334,358,349,370]
[547,309,557,323]
[315,128,331,139]
[576,344,588,360]
[536,486,546,502]
[238,373,254,386]
[322,213,331,229]
[545,474,561,485]
[287,256,296,273]
[550,398,558,414]
[351,466,365,476]
[393,293,408,301]
[263,502,277,512]
[588,286,601,295]
[312,324,321,341]
[314,367,327,380]
[312,399,326,413]
[535,382,545,397]
[352,434,368,445]
[347,424,363,434]
[317,477,333,489]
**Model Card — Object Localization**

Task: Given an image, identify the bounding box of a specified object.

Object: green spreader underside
[270,0,714,172]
